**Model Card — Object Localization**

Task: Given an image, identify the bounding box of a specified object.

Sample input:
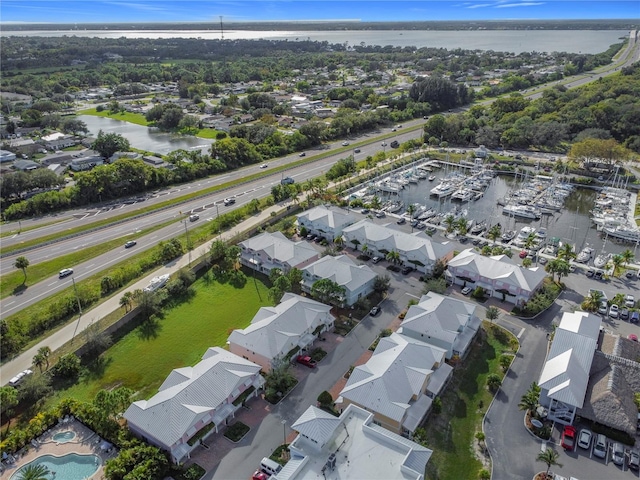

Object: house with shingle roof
[123,347,263,464]
[398,292,481,360]
[301,255,376,306]
[336,333,450,436]
[239,231,320,275]
[447,248,546,305]
[228,293,334,372]
[296,205,355,241]
[341,219,454,275]
[538,311,601,425]
[274,403,432,480]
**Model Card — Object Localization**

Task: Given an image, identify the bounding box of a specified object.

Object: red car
[519,250,528,259]
[251,471,268,480]
[561,425,577,451]
[296,355,317,368]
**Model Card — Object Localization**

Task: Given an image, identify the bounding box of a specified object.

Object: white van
[260,457,282,476]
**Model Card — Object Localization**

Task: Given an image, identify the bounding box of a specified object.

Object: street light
[183,220,192,267]
[70,276,83,343]
[281,419,287,447]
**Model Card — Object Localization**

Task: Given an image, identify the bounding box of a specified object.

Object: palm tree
[37,346,51,370]
[621,248,635,267]
[33,352,46,373]
[536,448,562,479]
[522,257,532,268]
[487,224,502,244]
[443,214,456,234]
[524,233,537,250]
[518,382,541,414]
[14,256,30,285]
[582,289,604,312]
[611,254,624,277]
[556,243,576,262]
[334,235,345,249]
[406,204,417,222]
[119,291,133,312]
[16,464,50,480]
[456,217,469,236]
[386,250,401,265]
[370,195,382,210]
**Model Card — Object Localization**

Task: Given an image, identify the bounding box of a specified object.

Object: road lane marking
[47,282,57,286]
[517,327,525,339]
[5,301,14,306]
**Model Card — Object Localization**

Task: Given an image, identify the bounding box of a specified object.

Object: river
[7,29,629,54]
[78,115,213,155]
[386,164,636,261]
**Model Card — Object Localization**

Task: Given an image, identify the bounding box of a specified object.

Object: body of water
[78,115,213,155]
[7,29,630,54]
[385,164,636,260]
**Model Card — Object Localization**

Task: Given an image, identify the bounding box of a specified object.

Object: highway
[2,33,639,318]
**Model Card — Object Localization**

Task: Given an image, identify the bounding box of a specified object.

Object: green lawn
[78,108,150,126]
[424,322,516,480]
[51,275,271,404]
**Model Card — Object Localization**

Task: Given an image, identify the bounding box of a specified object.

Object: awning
[298,333,315,348]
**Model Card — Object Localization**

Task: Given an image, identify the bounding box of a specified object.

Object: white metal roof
[302,255,376,293]
[296,205,355,231]
[240,231,318,268]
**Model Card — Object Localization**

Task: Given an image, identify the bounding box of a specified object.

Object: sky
[0,0,638,24]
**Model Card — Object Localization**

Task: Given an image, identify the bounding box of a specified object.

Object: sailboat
[594,233,611,268]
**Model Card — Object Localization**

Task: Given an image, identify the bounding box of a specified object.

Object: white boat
[513,226,537,247]
[428,175,436,181]
[144,274,170,292]
[470,220,487,235]
[430,183,456,198]
[594,253,612,269]
[502,204,541,219]
[603,225,640,243]
[535,228,547,241]
[501,230,516,242]
[575,246,594,263]
[451,188,474,202]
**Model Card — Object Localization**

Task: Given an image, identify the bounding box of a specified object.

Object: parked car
[396,217,406,225]
[296,355,317,368]
[341,141,350,146]
[124,240,137,249]
[370,306,381,316]
[597,301,608,315]
[609,304,620,318]
[561,425,577,451]
[586,269,595,277]
[625,294,635,307]
[612,442,625,465]
[594,270,603,280]
[361,208,370,214]
[8,369,33,387]
[223,197,236,206]
[59,268,74,278]
[306,233,316,241]
[189,214,200,222]
[252,471,268,480]
[626,270,636,279]
[519,250,528,258]
[375,211,386,218]
[372,256,382,264]
[401,266,414,275]
[629,334,638,342]
[461,286,472,295]
[593,434,607,459]
[621,308,630,320]
[577,428,592,450]
[632,312,640,324]
[628,449,640,470]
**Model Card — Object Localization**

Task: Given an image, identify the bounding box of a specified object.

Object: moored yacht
[575,246,594,263]
[502,204,541,219]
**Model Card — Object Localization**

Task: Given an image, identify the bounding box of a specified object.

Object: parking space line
[517,327,525,339]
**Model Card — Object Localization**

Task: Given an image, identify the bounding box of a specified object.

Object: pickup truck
[296,355,317,368]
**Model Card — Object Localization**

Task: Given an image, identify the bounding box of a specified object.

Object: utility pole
[220,16,224,40]
[183,220,192,267]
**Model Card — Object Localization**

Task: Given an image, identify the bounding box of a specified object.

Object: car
[281,177,295,185]
[561,425,577,450]
[306,233,316,241]
[626,270,636,279]
[252,470,269,480]
[224,198,236,206]
[586,269,594,277]
[628,449,640,470]
[459,236,469,244]
[612,442,625,466]
[621,308,630,320]
[375,211,386,218]
[59,268,74,278]
[381,142,387,147]
[392,128,397,132]
[625,294,635,308]
[411,219,419,228]
[354,148,361,153]
[577,428,592,450]
[594,270,603,280]
[632,312,640,324]
[395,124,402,129]
[8,369,33,387]
[401,266,414,275]
[390,140,399,148]
[370,306,381,316]
[361,208,370,214]
[341,141,350,146]
[189,214,200,222]
[314,236,325,244]
[415,222,426,230]
[461,286,472,295]
[372,256,382,264]
[629,334,638,342]
[299,152,306,157]
[396,217,406,225]
[472,238,481,246]
[593,434,608,459]
[296,355,317,368]
[260,163,269,168]
[519,250,528,258]
[124,240,137,249]
[598,301,608,315]
[538,257,548,265]
[609,304,619,318]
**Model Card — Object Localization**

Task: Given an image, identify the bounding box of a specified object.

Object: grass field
[50,275,271,405]
[424,322,517,480]
[78,108,149,126]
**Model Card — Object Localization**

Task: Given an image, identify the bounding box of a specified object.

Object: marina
[346,159,640,263]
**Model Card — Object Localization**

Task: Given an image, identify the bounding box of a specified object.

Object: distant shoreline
[2,19,637,32]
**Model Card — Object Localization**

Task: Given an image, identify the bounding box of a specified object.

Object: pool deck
[0,418,115,480]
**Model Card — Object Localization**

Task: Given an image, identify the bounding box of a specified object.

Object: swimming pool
[10,453,101,480]
[52,430,76,443]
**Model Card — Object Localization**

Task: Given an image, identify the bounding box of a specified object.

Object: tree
[456,217,469,236]
[311,278,346,306]
[52,353,82,379]
[16,464,50,480]
[582,289,604,312]
[611,254,624,277]
[556,243,576,262]
[0,386,18,431]
[14,256,29,284]
[486,306,500,323]
[487,224,502,244]
[621,249,635,268]
[443,214,456,234]
[373,274,391,293]
[91,130,130,159]
[317,391,333,408]
[486,373,502,392]
[104,440,169,480]
[522,257,532,268]
[119,291,133,312]
[33,352,46,373]
[37,346,51,370]
[569,138,632,167]
[519,382,541,414]
[386,250,401,265]
[500,354,513,371]
[536,448,562,479]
